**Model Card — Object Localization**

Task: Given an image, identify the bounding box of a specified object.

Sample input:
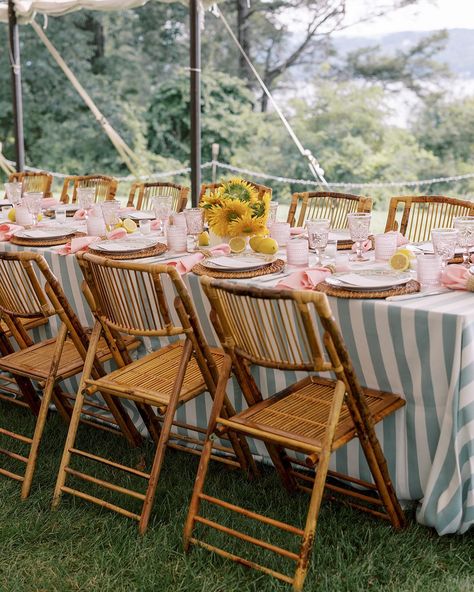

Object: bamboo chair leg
[183,355,233,550]
[292,380,345,592]
[52,323,102,509]
[138,339,195,535]
[21,323,68,499]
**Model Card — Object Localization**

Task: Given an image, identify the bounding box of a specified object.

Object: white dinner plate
[326,270,411,290]
[416,242,467,255]
[202,254,275,272]
[124,211,155,221]
[14,227,76,240]
[92,238,159,252]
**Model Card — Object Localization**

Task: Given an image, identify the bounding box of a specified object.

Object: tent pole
[190,0,201,207]
[8,0,25,172]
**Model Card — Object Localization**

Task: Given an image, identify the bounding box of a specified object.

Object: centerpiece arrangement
[200,178,271,241]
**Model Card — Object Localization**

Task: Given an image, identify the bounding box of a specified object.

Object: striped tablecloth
[0,241,472,535]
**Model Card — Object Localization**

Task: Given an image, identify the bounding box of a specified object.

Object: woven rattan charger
[316,278,420,299]
[87,241,168,260]
[192,258,285,279]
[10,231,86,247]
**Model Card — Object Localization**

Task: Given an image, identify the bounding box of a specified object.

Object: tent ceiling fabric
[0,0,219,23]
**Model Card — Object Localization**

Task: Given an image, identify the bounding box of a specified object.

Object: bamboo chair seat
[1,317,48,336]
[227,377,403,453]
[184,279,406,591]
[0,251,142,499]
[53,254,256,534]
[86,342,226,407]
[0,336,127,381]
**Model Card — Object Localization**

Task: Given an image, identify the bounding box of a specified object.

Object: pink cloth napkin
[168,244,231,275]
[290,226,305,235]
[41,198,59,209]
[73,209,87,220]
[441,265,470,290]
[106,228,128,240]
[351,239,372,252]
[0,223,24,241]
[277,264,350,291]
[150,219,161,231]
[57,236,99,255]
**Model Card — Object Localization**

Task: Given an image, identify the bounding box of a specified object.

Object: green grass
[0,402,472,592]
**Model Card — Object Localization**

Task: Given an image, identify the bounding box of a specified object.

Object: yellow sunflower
[200,188,225,210]
[222,178,259,203]
[207,199,248,237]
[228,214,266,237]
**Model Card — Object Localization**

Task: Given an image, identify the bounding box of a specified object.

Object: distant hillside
[334,29,474,78]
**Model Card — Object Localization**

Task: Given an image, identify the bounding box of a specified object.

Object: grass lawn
[0,402,472,592]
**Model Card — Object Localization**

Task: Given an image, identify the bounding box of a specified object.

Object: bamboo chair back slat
[8,171,53,197]
[127,182,189,212]
[199,181,272,202]
[201,279,339,373]
[287,192,372,228]
[60,175,117,204]
[385,195,474,243]
[0,256,54,318]
[79,254,189,338]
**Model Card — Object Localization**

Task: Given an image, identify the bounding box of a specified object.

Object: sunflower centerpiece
[200,179,271,242]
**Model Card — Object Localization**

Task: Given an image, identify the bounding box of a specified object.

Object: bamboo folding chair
[60,174,118,204]
[185,279,406,591]
[0,251,141,499]
[52,254,256,534]
[384,195,474,243]
[8,171,53,197]
[200,180,272,201]
[127,181,189,212]
[287,191,372,228]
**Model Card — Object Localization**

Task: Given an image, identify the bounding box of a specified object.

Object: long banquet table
[0,240,472,536]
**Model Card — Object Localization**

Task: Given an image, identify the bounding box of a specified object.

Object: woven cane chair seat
[86,342,226,406]
[230,377,403,451]
[0,336,132,380]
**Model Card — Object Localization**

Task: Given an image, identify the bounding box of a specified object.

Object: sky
[339,0,474,37]
[289,0,474,37]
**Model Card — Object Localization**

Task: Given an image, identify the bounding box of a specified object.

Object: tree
[339,30,450,98]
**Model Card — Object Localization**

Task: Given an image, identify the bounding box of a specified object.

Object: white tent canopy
[0,0,216,23]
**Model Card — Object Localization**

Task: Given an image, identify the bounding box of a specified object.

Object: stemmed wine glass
[100,200,121,232]
[306,218,330,266]
[454,216,474,267]
[4,182,22,206]
[431,228,458,268]
[348,212,371,262]
[184,208,204,251]
[152,196,173,236]
[76,187,95,218]
[267,201,279,231]
[23,192,42,226]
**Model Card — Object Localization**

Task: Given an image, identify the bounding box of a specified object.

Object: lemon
[258,237,278,255]
[7,208,15,222]
[114,220,124,229]
[198,231,210,247]
[37,213,43,222]
[123,218,138,234]
[249,235,264,252]
[229,236,247,253]
[389,252,410,271]
[396,248,415,260]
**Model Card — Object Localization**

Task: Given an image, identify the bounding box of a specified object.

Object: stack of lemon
[229,235,278,255]
[115,218,138,233]
[389,248,415,271]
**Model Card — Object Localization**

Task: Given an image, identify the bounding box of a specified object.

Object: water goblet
[152,196,173,236]
[348,212,371,262]
[184,208,204,251]
[100,200,120,232]
[4,182,22,205]
[76,187,95,218]
[23,192,43,226]
[454,216,474,267]
[431,228,458,268]
[306,218,330,266]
